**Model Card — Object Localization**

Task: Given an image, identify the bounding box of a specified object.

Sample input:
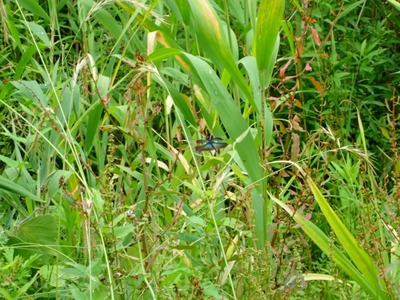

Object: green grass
[0,0,400,299]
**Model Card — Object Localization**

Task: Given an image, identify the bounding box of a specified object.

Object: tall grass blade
[270,193,389,300]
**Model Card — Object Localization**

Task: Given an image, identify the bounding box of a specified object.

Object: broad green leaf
[388,0,400,11]
[11,80,48,106]
[14,46,37,80]
[254,0,285,74]
[25,21,51,47]
[0,175,41,203]
[239,56,273,147]
[307,178,387,295]
[8,215,59,263]
[187,0,257,112]
[15,215,58,244]
[150,79,197,127]
[164,0,191,25]
[238,56,261,105]
[18,0,50,22]
[185,54,262,184]
[81,0,122,40]
[47,170,73,199]
[91,188,105,213]
[83,75,109,152]
[0,287,12,300]
[184,53,267,247]
[270,194,389,300]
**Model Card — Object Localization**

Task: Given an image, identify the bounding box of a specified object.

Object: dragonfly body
[195,137,228,152]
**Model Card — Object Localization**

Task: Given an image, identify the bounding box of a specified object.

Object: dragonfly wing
[195,143,215,151]
[211,142,228,150]
[194,137,227,152]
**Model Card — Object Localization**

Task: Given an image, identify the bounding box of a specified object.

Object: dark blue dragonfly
[195,137,228,152]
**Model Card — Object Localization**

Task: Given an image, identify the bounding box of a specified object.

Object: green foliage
[0,0,399,298]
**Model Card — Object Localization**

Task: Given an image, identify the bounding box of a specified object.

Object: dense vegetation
[0,0,399,299]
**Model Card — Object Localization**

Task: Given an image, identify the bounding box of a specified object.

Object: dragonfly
[194,137,228,152]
